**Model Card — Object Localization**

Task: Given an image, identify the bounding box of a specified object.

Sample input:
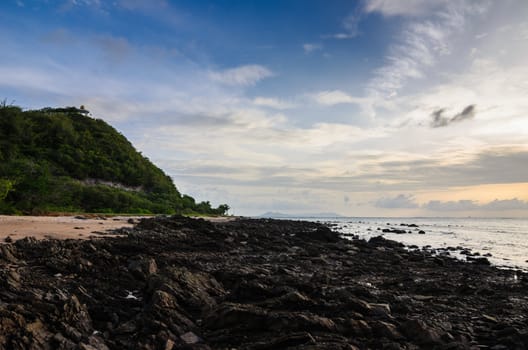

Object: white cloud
[303,43,322,53]
[328,33,355,39]
[375,194,419,208]
[209,65,273,86]
[363,0,450,17]
[253,97,295,110]
[324,10,362,40]
[312,90,365,106]
[368,18,455,98]
[363,1,492,114]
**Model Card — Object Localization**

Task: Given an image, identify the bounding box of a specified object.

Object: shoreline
[0,216,526,349]
[0,215,138,241]
[0,215,238,242]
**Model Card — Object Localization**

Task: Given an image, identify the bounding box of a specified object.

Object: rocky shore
[1,216,527,349]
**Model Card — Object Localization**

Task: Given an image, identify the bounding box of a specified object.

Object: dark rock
[128,257,158,280]
[0,216,525,349]
[401,319,442,344]
[257,332,316,348]
[382,228,408,234]
[372,321,402,340]
[467,257,491,265]
[180,331,202,344]
[0,244,19,263]
[63,295,92,334]
[418,230,426,234]
[346,319,372,337]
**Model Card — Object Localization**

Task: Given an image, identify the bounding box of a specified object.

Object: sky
[1,0,528,217]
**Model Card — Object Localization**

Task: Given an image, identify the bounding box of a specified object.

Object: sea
[275,217,528,271]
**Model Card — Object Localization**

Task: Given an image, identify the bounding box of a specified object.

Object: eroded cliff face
[0,216,527,349]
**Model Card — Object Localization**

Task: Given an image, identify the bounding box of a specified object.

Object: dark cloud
[375,194,418,208]
[160,148,528,194]
[423,200,479,211]
[424,198,528,211]
[482,198,528,211]
[431,104,475,128]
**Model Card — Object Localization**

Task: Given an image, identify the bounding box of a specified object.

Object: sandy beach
[0,215,140,241]
[0,215,238,242]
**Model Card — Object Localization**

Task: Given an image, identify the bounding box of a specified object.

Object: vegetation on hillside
[0,103,229,215]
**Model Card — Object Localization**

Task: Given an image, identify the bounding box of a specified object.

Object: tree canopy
[0,104,229,215]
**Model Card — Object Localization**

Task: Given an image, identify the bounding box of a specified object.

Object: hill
[0,104,228,215]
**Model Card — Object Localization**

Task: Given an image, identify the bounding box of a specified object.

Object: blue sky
[2,0,528,216]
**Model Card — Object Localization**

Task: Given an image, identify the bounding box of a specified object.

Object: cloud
[431,104,475,128]
[253,97,295,110]
[363,0,450,17]
[303,43,322,53]
[365,2,490,104]
[312,90,365,106]
[483,198,528,211]
[324,9,362,40]
[117,0,168,10]
[59,0,102,12]
[209,65,273,86]
[375,194,419,208]
[424,198,528,211]
[423,199,478,211]
[341,13,361,38]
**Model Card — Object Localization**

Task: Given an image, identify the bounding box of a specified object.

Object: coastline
[0,216,526,349]
[0,215,138,241]
[0,215,238,242]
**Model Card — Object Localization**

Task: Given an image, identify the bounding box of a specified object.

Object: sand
[0,215,239,242]
[0,215,140,241]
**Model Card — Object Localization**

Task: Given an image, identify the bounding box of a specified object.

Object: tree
[216,204,230,215]
[0,179,14,201]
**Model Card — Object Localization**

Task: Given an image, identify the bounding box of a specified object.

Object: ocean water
[293,217,528,271]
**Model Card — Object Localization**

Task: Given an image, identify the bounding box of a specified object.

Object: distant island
[0,104,228,216]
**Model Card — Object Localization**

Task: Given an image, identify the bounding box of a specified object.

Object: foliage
[0,105,229,215]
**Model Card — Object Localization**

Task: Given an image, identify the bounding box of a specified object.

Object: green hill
[0,104,228,215]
